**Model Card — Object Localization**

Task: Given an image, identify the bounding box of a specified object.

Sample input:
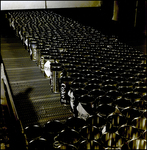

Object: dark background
[1,1,146,53]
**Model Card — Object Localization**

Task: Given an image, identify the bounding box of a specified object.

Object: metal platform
[1,37,73,128]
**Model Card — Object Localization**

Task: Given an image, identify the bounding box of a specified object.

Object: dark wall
[144,0,147,36]
[51,5,115,35]
[1,1,145,40]
[1,11,15,37]
[51,7,102,27]
[115,1,145,39]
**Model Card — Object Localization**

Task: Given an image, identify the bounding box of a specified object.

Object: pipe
[134,0,138,27]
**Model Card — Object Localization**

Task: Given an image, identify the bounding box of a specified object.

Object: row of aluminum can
[24,115,146,150]
[7,10,146,149]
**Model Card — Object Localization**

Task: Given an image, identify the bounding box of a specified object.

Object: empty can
[68,88,88,117]
[78,140,104,150]
[101,131,124,149]
[51,65,63,93]
[65,117,86,132]
[60,76,74,105]
[77,95,96,119]
[30,40,38,61]
[127,139,147,150]
[80,126,102,141]
[117,125,142,141]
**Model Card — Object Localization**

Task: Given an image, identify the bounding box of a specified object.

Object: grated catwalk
[1,37,73,128]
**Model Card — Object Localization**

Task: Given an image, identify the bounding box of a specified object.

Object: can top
[84,73,98,79]
[78,94,95,103]
[51,66,63,71]
[61,76,74,82]
[96,95,114,105]
[70,72,84,79]
[70,82,85,89]
[89,89,105,97]
[59,59,69,64]
[44,120,65,134]
[30,40,38,44]
[73,77,88,83]
[63,64,76,69]
[40,50,50,55]
[77,65,88,70]
[66,67,77,73]
[73,88,88,96]
[49,52,60,56]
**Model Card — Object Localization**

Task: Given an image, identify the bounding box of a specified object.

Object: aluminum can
[60,76,73,105]
[51,65,63,93]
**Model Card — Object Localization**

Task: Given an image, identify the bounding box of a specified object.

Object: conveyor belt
[1,37,73,128]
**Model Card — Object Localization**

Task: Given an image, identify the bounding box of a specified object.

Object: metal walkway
[1,36,72,128]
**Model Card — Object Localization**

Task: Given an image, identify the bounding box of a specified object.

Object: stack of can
[8,10,147,149]
[24,112,146,150]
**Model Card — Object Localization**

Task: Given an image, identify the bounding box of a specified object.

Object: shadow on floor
[13,87,39,127]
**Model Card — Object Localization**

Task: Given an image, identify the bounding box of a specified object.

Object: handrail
[1,63,19,120]
[1,62,28,148]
